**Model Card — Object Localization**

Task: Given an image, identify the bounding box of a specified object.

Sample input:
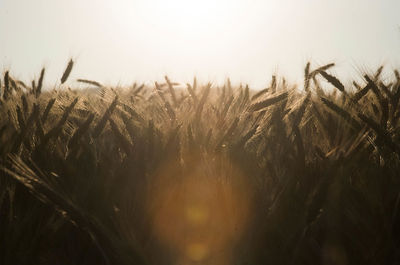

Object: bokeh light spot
[186,243,209,261]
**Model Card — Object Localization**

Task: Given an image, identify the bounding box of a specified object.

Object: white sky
[1,0,400,89]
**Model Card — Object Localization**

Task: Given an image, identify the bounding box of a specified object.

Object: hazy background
[1,0,400,89]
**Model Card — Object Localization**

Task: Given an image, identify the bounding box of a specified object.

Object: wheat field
[1,61,400,265]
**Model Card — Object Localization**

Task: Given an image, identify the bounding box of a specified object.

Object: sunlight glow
[150,0,226,32]
[120,0,236,34]
[1,0,399,88]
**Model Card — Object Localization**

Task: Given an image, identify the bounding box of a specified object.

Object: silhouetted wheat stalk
[35,68,45,97]
[77,79,102,87]
[61,59,74,84]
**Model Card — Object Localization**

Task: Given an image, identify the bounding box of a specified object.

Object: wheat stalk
[36,68,45,97]
[320,97,361,131]
[304,62,311,92]
[248,92,288,112]
[109,118,133,156]
[41,98,56,123]
[319,71,345,92]
[68,113,95,149]
[61,59,74,84]
[77,79,102,87]
[3,71,10,100]
[92,96,118,138]
[165,76,178,107]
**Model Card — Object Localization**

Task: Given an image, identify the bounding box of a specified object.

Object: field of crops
[1,61,400,265]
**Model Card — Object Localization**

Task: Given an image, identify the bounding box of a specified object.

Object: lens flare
[147,154,253,264]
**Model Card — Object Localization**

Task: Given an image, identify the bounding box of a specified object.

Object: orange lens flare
[147,154,252,264]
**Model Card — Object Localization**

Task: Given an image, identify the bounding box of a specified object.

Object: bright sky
[1,0,399,89]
